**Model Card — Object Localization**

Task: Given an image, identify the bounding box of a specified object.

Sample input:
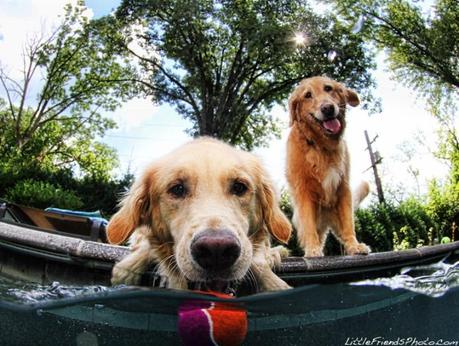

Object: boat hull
[1,220,459,287]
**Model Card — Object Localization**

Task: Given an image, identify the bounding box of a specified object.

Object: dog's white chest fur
[322,165,343,196]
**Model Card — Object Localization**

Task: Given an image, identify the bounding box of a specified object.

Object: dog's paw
[277,245,290,259]
[273,279,292,291]
[304,248,324,257]
[267,245,290,267]
[345,242,371,256]
[111,264,142,286]
[272,245,290,259]
[262,276,292,291]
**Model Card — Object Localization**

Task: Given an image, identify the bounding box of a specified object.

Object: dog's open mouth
[309,113,342,135]
[322,118,342,135]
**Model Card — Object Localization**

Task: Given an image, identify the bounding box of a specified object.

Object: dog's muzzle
[319,103,342,135]
[191,229,241,272]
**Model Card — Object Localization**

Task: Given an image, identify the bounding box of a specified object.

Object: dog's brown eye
[168,183,187,198]
[231,181,248,196]
[305,91,312,99]
[324,85,333,92]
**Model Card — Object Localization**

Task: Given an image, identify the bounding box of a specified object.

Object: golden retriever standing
[286,76,370,257]
[107,138,292,292]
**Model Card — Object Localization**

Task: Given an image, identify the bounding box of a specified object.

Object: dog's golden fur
[286,76,370,257]
[108,138,292,292]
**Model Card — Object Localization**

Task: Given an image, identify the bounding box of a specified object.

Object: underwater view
[0,259,458,346]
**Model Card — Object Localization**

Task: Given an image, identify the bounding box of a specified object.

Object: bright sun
[292,32,308,46]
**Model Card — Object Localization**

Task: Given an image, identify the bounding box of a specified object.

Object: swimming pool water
[0,260,458,345]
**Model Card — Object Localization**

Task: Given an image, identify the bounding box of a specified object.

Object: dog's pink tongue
[323,119,341,134]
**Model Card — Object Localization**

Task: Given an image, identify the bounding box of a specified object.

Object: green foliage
[0,159,133,215]
[279,190,294,220]
[94,0,377,149]
[0,106,119,180]
[425,179,459,241]
[355,205,392,252]
[356,198,434,252]
[280,189,438,253]
[333,0,459,98]
[330,0,459,249]
[5,180,83,210]
[75,173,134,216]
[0,1,140,213]
[441,237,451,244]
[0,0,137,180]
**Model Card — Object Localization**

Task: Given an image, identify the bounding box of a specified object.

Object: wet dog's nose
[191,229,241,271]
[320,103,336,118]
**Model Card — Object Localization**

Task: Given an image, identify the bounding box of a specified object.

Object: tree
[95,0,377,149]
[332,0,459,239]
[332,0,459,163]
[332,0,458,98]
[0,0,135,179]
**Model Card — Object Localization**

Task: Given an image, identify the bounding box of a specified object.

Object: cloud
[108,97,159,131]
[0,1,95,106]
[0,1,89,76]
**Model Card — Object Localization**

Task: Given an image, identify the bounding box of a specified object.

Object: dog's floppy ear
[346,88,360,107]
[107,167,155,245]
[253,159,292,244]
[288,90,300,127]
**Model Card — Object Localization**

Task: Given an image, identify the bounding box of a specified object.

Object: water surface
[0,260,458,345]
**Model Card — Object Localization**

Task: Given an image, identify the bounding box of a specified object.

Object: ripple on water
[1,260,459,305]
[6,280,111,304]
[353,260,459,297]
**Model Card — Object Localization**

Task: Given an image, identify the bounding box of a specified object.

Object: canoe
[1,219,458,289]
[2,202,459,345]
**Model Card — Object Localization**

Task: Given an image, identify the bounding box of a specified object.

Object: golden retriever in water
[286,76,370,257]
[107,138,292,292]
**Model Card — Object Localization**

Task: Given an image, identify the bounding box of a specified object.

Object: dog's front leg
[335,186,371,255]
[111,235,156,285]
[295,197,323,257]
[250,246,291,291]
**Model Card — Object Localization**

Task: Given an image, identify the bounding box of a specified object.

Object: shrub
[0,160,133,215]
[355,197,435,252]
[74,173,134,216]
[355,205,394,252]
[5,180,83,210]
[280,190,436,253]
[426,179,459,242]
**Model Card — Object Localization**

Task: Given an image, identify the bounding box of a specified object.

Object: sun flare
[292,32,308,46]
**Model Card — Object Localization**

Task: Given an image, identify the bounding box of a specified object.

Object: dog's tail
[353,181,370,211]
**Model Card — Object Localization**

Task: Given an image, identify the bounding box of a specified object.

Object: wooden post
[364,130,385,204]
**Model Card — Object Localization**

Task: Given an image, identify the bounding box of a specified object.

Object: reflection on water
[353,260,459,297]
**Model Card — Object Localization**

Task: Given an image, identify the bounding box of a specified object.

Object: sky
[0,0,450,203]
